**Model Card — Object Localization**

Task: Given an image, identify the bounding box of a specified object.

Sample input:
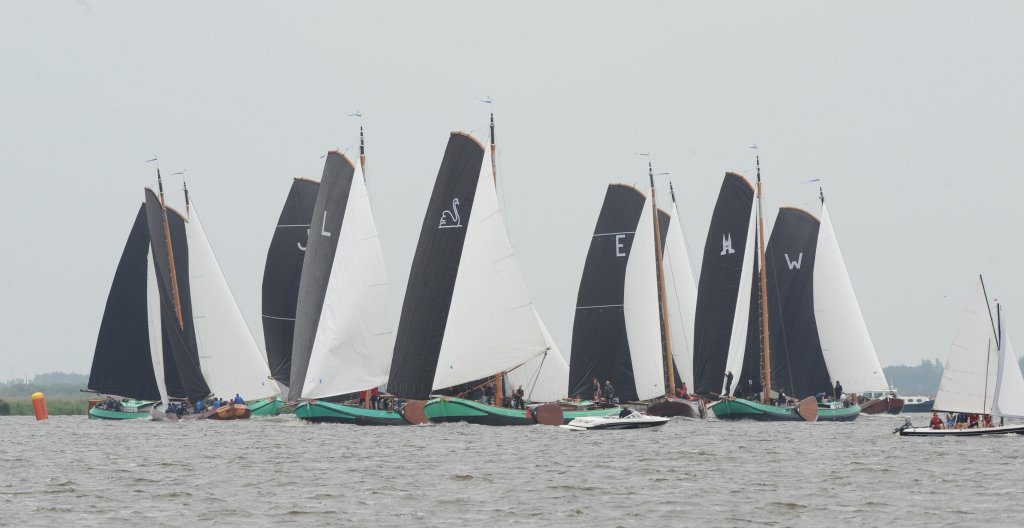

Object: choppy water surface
[2,413,1023,527]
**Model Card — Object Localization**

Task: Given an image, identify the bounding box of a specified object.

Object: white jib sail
[506,307,569,403]
[933,278,998,414]
[623,195,666,401]
[147,250,169,404]
[662,202,699,392]
[302,162,393,399]
[187,204,279,400]
[722,199,757,396]
[432,146,548,390]
[813,203,889,393]
[993,309,1024,418]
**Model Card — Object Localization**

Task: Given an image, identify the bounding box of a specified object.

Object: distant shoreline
[0,397,90,416]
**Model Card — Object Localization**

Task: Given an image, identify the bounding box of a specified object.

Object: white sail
[813,203,889,393]
[933,279,998,414]
[993,309,1024,418]
[506,308,569,403]
[623,196,666,401]
[432,147,548,390]
[663,202,698,391]
[187,204,279,400]
[722,200,758,396]
[146,249,169,404]
[302,163,393,399]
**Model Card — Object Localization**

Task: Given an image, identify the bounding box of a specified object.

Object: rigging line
[523,350,549,401]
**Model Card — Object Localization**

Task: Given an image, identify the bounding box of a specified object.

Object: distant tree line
[883,358,1024,397]
[0,371,90,399]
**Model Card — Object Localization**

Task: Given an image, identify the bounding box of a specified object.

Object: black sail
[261,178,320,384]
[737,234,763,399]
[144,189,210,402]
[692,173,755,396]
[288,153,355,400]
[88,204,162,400]
[388,133,485,399]
[568,184,646,401]
[762,207,830,398]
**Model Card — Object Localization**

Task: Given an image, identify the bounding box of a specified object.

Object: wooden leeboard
[533,403,565,426]
[400,400,429,425]
[796,397,819,422]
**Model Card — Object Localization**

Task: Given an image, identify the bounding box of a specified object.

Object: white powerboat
[896,419,1024,437]
[561,409,669,431]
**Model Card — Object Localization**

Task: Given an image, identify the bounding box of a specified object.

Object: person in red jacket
[930,412,944,429]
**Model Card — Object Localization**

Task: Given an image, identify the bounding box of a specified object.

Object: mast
[490,112,504,407]
[755,155,772,403]
[156,166,185,330]
[359,126,367,179]
[489,113,497,186]
[649,162,675,397]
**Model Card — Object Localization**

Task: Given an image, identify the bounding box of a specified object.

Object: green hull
[425,397,536,426]
[88,400,155,420]
[711,398,860,422]
[295,400,409,425]
[248,397,285,417]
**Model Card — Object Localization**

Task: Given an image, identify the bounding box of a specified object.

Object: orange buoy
[31,392,49,421]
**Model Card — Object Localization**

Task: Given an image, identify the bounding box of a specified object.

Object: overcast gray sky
[2,1,1022,381]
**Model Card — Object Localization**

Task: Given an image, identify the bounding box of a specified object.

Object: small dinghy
[561,409,669,431]
[898,277,1024,438]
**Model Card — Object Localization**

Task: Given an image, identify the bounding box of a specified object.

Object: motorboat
[561,409,669,431]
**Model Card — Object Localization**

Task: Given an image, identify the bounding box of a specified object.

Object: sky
[2,1,1023,381]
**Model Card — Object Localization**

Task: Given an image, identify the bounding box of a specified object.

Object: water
[2,414,1023,527]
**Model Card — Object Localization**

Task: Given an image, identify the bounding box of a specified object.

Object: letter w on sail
[438,198,463,229]
[785,253,803,270]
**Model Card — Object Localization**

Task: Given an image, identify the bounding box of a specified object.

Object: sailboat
[386,124,571,426]
[182,182,282,417]
[143,177,215,420]
[705,162,859,421]
[899,277,1024,436]
[814,193,902,414]
[567,174,700,418]
[261,177,320,392]
[290,139,402,425]
[87,203,165,419]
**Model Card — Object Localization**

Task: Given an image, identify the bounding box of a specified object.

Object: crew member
[930,412,944,429]
[833,381,843,401]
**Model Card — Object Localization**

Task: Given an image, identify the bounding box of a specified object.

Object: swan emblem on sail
[438,198,463,229]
